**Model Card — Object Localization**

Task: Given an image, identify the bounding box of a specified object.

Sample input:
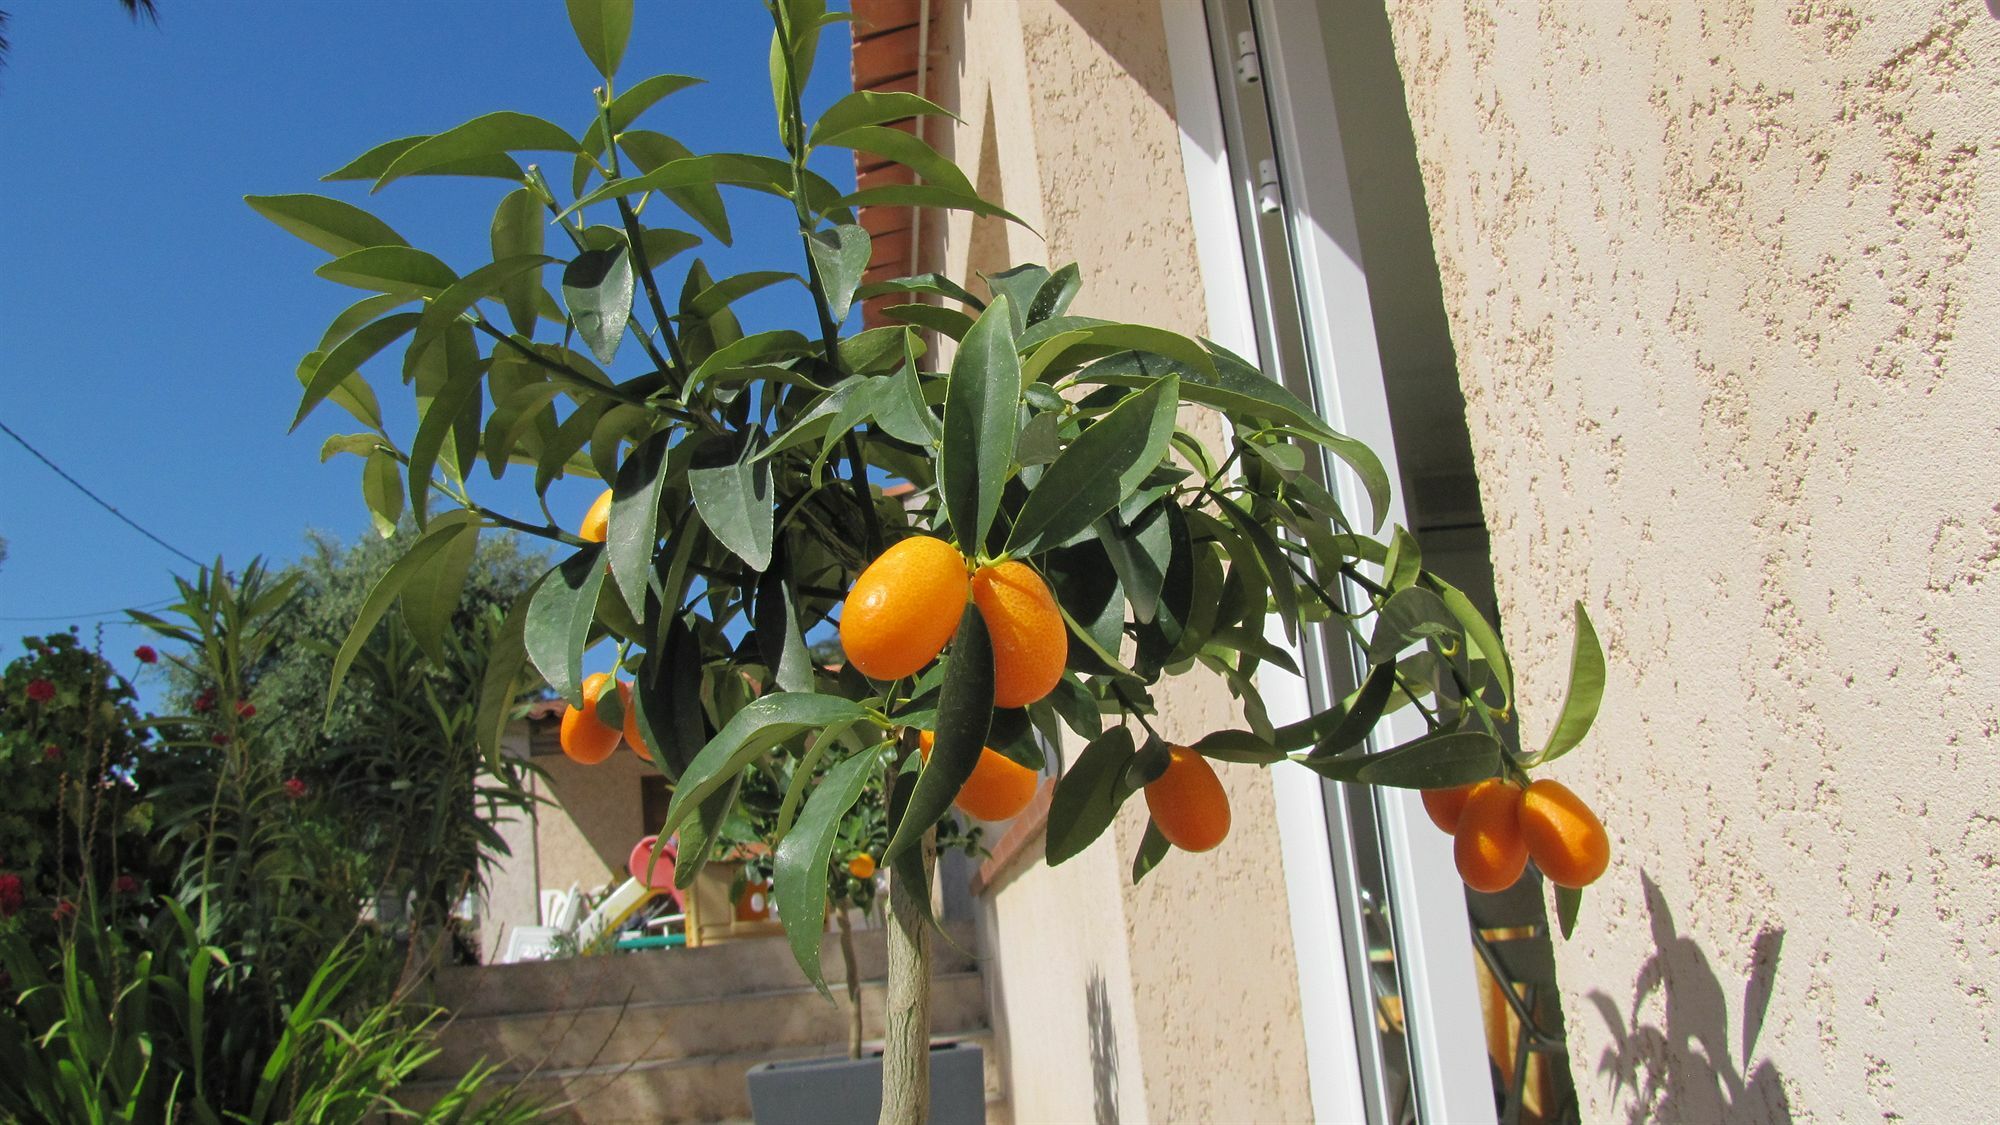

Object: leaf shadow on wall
[1588,873,1791,1123]
[1086,969,1119,1125]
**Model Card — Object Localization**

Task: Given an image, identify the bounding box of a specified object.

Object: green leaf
[834,184,1031,228]
[1048,674,1103,739]
[886,608,995,861]
[658,693,875,841]
[1554,885,1583,940]
[755,564,815,694]
[608,429,672,619]
[1131,820,1171,884]
[882,302,975,340]
[320,432,383,462]
[885,767,940,935]
[360,451,403,538]
[1028,264,1082,325]
[375,112,582,190]
[1187,729,1287,764]
[1081,347,1391,531]
[568,152,798,217]
[407,253,558,377]
[633,616,707,778]
[525,545,608,707]
[689,432,775,572]
[476,585,539,768]
[1046,726,1136,865]
[686,330,811,398]
[1293,662,1397,756]
[245,194,407,257]
[587,75,704,150]
[561,246,635,365]
[816,126,974,196]
[1007,375,1178,556]
[1033,322,1216,381]
[941,296,1022,551]
[807,223,871,323]
[1430,575,1512,705]
[810,90,957,146]
[567,0,634,79]
[982,264,1050,330]
[400,514,479,665]
[685,270,801,319]
[619,132,734,244]
[324,513,476,722]
[293,312,421,431]
[1383,525,1422,591]
[324,135,524,183]
[316,246,457,297]
[1300,729,1501,789]
[775,744,885,994]
[855,272,985,310]
[1366,586,1458,665]
[874,363,940,447]
[406,326,483,524]
[491,189,547,336]
[1528,602,1604,766]
[1215,494,1302,644]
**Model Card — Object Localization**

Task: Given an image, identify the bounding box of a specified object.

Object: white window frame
[1159,1,1495,1121]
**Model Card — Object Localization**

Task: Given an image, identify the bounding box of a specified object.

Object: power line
[0,417,204,569]
[0,597,178,624]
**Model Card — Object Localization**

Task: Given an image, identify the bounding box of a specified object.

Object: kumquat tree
[256,0,1607,1118]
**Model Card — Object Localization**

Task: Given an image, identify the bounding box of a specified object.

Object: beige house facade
[843,1,2000,1121]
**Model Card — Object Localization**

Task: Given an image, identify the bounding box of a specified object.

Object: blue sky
[0,2,857,681]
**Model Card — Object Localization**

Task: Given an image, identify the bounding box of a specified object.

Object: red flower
[0,874,21,918]
[193,689,216,713]
[25,679,55,703]
[134,645,158,664]
[283,777,307,800]
[115,874,140,895]
[51,899,76,924]
[42,744,61,761]
[235,700,257,719]
[210,733,231,747]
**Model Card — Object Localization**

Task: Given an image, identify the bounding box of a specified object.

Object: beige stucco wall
[1382,1,2000,1118]
[477,717,654,959]
[929,1,1315,1120]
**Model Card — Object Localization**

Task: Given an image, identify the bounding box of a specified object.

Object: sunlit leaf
[775,743,886,994]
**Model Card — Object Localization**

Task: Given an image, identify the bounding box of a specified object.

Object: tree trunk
[878,828,935,1125]
[837,902,864,1060]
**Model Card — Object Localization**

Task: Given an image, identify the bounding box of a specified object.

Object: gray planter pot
[746,1041,984,1125]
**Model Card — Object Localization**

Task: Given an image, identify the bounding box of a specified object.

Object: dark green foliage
[264,0,1605,1018]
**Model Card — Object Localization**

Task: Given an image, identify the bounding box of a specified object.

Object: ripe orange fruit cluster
[848,853,877,879]
[1144,745,1231,852]
[1423,777,1609,892]
[558,671,651,765]
[917,729,1039,822]
[839,538,1065,708]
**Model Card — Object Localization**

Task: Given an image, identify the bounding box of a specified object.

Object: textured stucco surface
[931,1,1315,1120]
[1380,1,2000,1118]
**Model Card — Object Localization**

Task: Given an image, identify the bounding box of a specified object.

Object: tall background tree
[0,0,157,70]
[158,526,548,971]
